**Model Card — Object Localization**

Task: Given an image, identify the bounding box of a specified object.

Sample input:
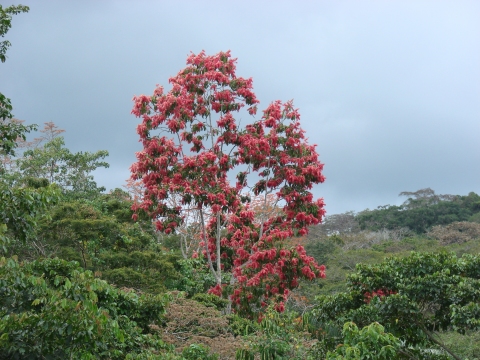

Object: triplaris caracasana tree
[130,50,326,315]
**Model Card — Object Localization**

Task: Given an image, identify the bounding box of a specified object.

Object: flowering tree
[130,51,326,314]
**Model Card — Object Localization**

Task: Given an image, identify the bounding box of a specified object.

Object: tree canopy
[131,51,326,315]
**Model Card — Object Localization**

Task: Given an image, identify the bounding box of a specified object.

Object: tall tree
[0,4,33,157]
[131,51,326,314]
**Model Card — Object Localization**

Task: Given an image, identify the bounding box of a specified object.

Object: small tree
[131,51,326,314]
[15,122,109,199]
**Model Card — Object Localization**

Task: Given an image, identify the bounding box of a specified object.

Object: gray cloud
[3,0,479,214]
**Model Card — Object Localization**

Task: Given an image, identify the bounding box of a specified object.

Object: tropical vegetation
[1,6,480,359]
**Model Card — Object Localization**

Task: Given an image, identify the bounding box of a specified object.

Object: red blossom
[130,51,326,316]
[364,288,397,304]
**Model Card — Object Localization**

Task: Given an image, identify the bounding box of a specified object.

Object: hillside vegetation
[2,122,479,358]
[2,8,480,358]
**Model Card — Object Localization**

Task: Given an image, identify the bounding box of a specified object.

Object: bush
[0,256,173,358]
[236,307,317,360]
[311,252,480,358]
[182,343,218,360]
[325,322,402,359]
[191,293,228,311]
[428,221,480,244]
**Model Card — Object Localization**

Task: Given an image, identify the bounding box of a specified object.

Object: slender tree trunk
[199,208,221,285]
[419,323,461,360]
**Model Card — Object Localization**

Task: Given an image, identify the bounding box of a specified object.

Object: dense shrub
[0,256,173,359]
[311,252,480,359]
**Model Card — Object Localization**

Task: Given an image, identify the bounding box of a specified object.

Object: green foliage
[302,225,480,301]
[102,188,139,222]
[301,241,387,298]
[311,251,480,358]
[37,200,122,268]
[470,211,480,223]
[304,236,337,265]
[191,293,228,311]
[0,180,60,245]
[32,197,183,293]
[101,256,179,294]
[325,322,402,359]
[0,256,173,358]
[17,136,109,199]
[182,343,218,360]
[357,192,480,234]
[228,314,259,337]
[175,257,217,297]
[102,266,150,289]
[236,307,317,360]
[436,330,480,360]
[0,225,9,255]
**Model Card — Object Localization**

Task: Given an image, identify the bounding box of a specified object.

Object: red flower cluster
[130,51,326,315]
[364,288,397,304]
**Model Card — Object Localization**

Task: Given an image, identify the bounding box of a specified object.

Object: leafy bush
[311,251,480,359]
[325,322,402,359]
[175,258,217,297]
[100,250,181,293]
[0,256,173,358]
[228,314,258,337]
[236,307,317,360]
[182,343,218,360]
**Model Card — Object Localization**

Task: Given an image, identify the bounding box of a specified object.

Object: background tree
[399,188,457,209]
[0,5,34,157]
[131,51,326,315]
[356,189,479,234]
[14,122,110,199]
[308,211,360,239]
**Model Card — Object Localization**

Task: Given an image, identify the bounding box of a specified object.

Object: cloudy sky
[3,0,479,215]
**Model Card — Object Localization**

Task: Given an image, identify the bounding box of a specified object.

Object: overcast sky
[2,0,479,215]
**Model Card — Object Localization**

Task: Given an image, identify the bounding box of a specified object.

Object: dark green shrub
[0,256,172,359]
[182,343,218,360]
